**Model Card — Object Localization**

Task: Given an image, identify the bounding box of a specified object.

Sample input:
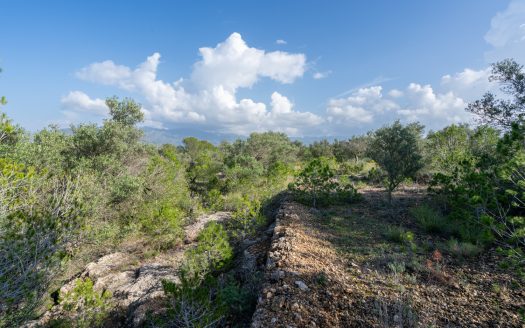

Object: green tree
[106,96,144,126]
[467,59,525,130]
[367,120,423,203]
[308,139,334,159]
[289,157,357,208]
[333,136,369,162]
[181,137,224,199]
[246,132,298,169]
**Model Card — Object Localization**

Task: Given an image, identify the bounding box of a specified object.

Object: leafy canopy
[367,120,423,201]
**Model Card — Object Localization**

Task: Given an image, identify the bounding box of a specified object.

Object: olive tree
[106,96,144,126]
[367,121,423,203]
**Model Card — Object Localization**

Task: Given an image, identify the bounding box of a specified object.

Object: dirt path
[251,189,524,327]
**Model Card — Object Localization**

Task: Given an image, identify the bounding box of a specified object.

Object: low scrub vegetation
[1,58,525,326]
[410,205,450,235]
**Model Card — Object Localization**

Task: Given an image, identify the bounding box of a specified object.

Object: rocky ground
[251,188,525,327]
[28,212,230,327]
[28,188,525,327]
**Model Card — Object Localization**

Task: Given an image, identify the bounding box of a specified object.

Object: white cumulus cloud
[61,91,108,116]
[327,86,398,124]
[397,83,469,125]
[66,32,320,136]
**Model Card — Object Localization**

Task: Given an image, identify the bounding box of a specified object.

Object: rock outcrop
[29,211,230,327]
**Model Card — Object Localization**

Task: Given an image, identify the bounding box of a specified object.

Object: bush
[110,174,143,204]
[0,160,86,325]
[289,157,359,208]
[56,278,113,328]
[161,278,225,328]
[227,196,265,239]
[445,239,482,258]
[385,226,415,246]
[159,223,236,327]
[410,205,449,235]
[181,222,233,285]
[138,201,184,250]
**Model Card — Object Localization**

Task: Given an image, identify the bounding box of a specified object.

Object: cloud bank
[63,0,523,139]
[64,33,323,136]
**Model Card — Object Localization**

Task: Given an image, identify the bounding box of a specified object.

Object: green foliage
[181,222,233,285]
[467,59,525,130]
[0,111,22,149]
[333,136,369,162]
[182,137,224,200]
[158,223,236,327]
[385,226,415,246]
[223,154,264,192]
[289,157,359,208]
[216,278,255,319]
[424,124,498,176]
[445,239,482,259]
[138,201,184,249]
[308,139,334,159]
[161,278,225,328]
[110,174,143,204]
[410,205,450,235]
[227,195,265,239]
[0,159,86,325]
[367,120,424,202]
[56,278,113,328]
[245,131,298,169]
[106,96,144,126]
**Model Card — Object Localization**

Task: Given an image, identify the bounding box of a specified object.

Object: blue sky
[1,0,524,137]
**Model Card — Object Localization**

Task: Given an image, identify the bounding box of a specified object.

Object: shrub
[289,157,359,208]
[217,277,255,321]
[385,226,415,246]
[110,174,143,204]
[161,278,225,328]
[227,196,265,239]
[159,224,236,327]
[57,278,113,328]
[410,205,449,235]
[445,239,482,258]
[138,201,184,249]
[0,160,86,325]
[205,188,224,211]
[181,222,233,285]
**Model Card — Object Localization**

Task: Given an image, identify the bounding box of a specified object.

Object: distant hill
[60,126,347,145]
[142,127,345,145]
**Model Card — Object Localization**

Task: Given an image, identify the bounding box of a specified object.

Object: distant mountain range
[142,127,345,145]
[60,127,345,146]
